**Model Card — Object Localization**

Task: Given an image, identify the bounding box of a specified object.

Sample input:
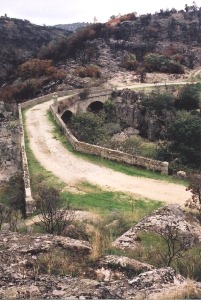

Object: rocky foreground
[0,205,201,299]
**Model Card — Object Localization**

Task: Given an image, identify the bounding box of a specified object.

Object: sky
[1,0,201,26]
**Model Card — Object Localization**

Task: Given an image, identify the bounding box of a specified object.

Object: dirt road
[25,100,191,205]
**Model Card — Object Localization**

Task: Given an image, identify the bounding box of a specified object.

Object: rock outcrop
[95,255,153,281]
[115,89,175,141]
[0,230,200,299]
[113,204,201,250]
[0,102,21,181]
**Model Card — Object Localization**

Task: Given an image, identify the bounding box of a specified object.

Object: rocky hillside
[2,5,201,103]
[1,205,201,299]
[0,16,71,85]
[38,5,201,84]
[54,22,91,32]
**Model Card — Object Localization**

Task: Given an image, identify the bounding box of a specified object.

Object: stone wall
[50,103,169,174]
[18,105,35,215]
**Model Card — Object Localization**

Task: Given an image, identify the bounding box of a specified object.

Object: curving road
[25,99,191,206]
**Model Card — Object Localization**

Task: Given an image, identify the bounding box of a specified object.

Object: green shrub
[103,123,121,135]
[166,111,201,169]
[141,141,158,159]
[122,54,138,70]
[103,99,117,123]
[70,112,107,144]
[121,136,142,155]
[79,88,90,100]
[142,91,175,113]
[176,84,201,111]
[144,53,184,74]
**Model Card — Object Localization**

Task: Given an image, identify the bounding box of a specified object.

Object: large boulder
[95,255,153,281]
[113,204,201,250]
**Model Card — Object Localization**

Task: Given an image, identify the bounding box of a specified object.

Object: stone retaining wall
[50,103,169,174]
[18,105,35,215]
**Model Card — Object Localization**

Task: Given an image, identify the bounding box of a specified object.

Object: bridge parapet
[58,89,113,116]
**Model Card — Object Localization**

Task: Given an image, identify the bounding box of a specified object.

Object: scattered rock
[129,267,185,290]
[95,255,154,281]
[177,170,187,178]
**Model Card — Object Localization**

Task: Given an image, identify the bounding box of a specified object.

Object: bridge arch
[87,101,104,113]
[61,110,73,124]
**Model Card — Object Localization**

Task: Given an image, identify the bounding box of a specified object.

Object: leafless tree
[38,186,75,235]
[157,223,186,266]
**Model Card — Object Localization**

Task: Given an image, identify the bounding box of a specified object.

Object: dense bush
[0,80,43,103]
[175,84,201,110]
[5,172,26,218]
[18,59,64,80]
[121,136,143,155]
[142,91,175,113]
[119,12,137,22]
[103,100,117,123]
[70,112,107,144]
[144,53,184,74]
[122,54,138,70]
[74,65,101,78]
[0,59,65,103]
[165,111,201,169]
[79,88,90,100]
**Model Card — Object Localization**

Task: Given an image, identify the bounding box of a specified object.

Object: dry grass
[153,280,201,300]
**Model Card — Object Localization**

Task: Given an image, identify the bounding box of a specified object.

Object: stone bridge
[57,89,113,123]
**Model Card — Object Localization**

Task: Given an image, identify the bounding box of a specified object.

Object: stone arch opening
[61,110,73,124]
[87,101,104,113]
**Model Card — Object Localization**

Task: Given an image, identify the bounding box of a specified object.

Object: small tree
[176,84,201,111]
[121,136,142,155]
[156,223,186,266]
[142,91,175,113]
[70,112,107,144]
[166,111,201,169]
[38,186,74,235]
[6,172,26,218]
[103,99,117,123]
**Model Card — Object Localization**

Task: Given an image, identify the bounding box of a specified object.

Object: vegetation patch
[61,182,162,216]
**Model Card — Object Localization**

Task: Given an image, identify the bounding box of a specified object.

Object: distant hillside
[0,16,71,84]
[2,4,201,102]
[40,7,201,72]
[54,22,92,32]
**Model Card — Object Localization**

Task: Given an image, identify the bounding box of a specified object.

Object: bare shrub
[156,223,187,267]
[0,204,9,230]
[38,186,75,235]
